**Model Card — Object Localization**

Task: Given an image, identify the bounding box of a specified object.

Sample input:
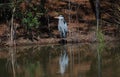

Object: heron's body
[56,15,68,38]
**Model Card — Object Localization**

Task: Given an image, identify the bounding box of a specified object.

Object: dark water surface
[0,42,120,77]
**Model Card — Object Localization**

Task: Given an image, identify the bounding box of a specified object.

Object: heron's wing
[64,22,68,32]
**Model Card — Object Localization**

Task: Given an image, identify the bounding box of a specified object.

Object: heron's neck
[59,20,64,24]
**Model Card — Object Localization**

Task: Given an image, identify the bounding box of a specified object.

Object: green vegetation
[97,29,104,43]
[0,0,46,46]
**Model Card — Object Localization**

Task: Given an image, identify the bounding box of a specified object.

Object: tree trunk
[96,0,100,31]
[10,7,15,46]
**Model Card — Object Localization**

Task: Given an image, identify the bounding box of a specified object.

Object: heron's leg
[60,32,64,38]
[65,31,67,38]
[62,31,67,38]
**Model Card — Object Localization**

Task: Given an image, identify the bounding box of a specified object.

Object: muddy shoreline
[2,34,119,47]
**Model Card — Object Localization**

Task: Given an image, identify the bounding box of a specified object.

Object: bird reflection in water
[59,45,69,75]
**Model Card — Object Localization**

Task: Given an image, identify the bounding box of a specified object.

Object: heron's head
[54,15,64,20]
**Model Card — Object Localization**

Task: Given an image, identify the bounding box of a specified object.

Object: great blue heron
[55,15,68,38]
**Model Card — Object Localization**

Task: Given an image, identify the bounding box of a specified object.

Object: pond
[0,42,120,77]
